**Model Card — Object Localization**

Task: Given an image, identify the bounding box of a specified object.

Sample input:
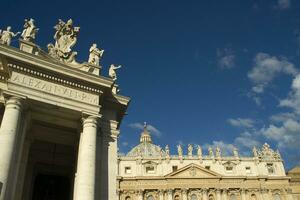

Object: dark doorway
[32,174,71,200]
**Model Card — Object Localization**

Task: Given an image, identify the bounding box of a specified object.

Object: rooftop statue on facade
[21,18,39,42]
[88,43,104,66]
[188,144,193,157]
[0,26,20,46]
[48,19,80,63]
[109,64,122,81]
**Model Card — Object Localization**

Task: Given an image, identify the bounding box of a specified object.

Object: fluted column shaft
[222,189,228,200]
[202,189,208,200]
[168,189,173,200]
[241,189,246,200]
[182,189,188,200]
[0,97,24,200]
[74,116,99,200]
[216,189,221,200]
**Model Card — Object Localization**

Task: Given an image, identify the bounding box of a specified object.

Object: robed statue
[21,18,39,42]
[109,64,122,81]
[88,43,104,66]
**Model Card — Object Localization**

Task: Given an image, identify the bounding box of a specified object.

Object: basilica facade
[118,125,296,200]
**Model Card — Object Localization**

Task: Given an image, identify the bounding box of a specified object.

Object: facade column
[202,189,208,200]
[167,189,173,200]
[222,189,228,200]
[241,189,246,200]
[285,188,294,200]
[137,190,143,200]
[216,189,221,200]
[182,189,188,200]
[0,96,24,200]
[74,115,99,200]
[159,190,165,200]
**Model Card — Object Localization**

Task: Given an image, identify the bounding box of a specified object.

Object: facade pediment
[165,163,221,178]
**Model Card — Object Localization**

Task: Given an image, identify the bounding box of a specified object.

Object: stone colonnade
[121,187,295,200]
[0,95,117,200]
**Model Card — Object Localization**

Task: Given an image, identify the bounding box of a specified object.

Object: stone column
[222,189,228,200]
[159,190,165,200]
[241,189,246,200]
[167,189,173,200]
[182,189,188,200]
[137,190,143,200]
[216,189,221,200]
[0,96,24,200]
[74,115,99,200]
[202,189,208,200]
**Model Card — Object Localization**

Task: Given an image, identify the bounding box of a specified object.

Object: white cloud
[234,131,261,149]
[280,75,300,115]
[128,122,162,137]
[203,140,235,156]
[122,141,129,147]
[227,118,255,128]
[270,112,297,123]
[248,53,298,94]
[275,0,291,10]
[217,48,236,69]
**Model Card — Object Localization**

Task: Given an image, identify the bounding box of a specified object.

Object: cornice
[0,44,113,89]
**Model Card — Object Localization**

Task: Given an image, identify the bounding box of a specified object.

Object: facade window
[147,195,154,200]
[205,166,210,170]
[226,166,233,173]
[208,194,215,200]
[172,166,178,172]
[146,166,155,174]
[125,196,131,200]
[125,166,131,174]
[174,195,180,200]
[246,167,251,173]
[274,194,281,200]
[250,194,257,200]
[267,163,275,174]
[191,194,198,200]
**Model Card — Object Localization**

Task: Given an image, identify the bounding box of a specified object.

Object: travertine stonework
[118,125,295,200]
[0,19,130,200]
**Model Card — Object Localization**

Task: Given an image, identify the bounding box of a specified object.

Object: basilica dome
[126,123,165,157]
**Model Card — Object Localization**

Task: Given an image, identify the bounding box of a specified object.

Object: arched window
[174,195,180,200]
[191,194,197,200]
[229,194,236,200]
[250,194,257,200]
[125,196,131,200]
[274,193,281,200]
[208,194,215,200]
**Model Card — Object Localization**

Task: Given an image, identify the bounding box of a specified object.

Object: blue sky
[1,0,300,170]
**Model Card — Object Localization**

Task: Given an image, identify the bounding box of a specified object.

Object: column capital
[4,95,26,111]
[82,114,101,127]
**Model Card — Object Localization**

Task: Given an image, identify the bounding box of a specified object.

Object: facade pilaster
[222,189,228,200]
[0,96,24,200]
[241,189,246,200]
[216,189,221,200]
[74,115,99,200]
[159,190,165,200]
[202,189,208,200]
[137,190,144,200]
[182,189,188,200]
[167,189,173,200]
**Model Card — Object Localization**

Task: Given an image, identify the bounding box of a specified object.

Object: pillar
[222,189,228,200]
[216,189,221,200]
[168,189,173,200]
[241,189,246,200]
[182,189,188,200]
[0,96,24,200]
[202,189,208,200]
[159,190,165,200]
[74,115,99,200]
[137,190,143,200]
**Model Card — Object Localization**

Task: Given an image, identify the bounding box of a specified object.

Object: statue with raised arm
[88,43,104,66]
[109,64,122,81]
[0,26,20,46]
[188,144,193,157]
[48,19,80,63]
[21,18,39,42]
[177,144,183,157]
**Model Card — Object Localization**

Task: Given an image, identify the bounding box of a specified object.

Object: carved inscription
[10,73,99,105]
